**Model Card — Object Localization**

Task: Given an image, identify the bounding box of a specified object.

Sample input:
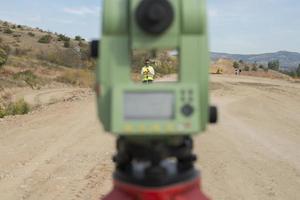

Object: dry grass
[55,69,94,88]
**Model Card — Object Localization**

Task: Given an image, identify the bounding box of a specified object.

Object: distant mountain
[211,51,300,71]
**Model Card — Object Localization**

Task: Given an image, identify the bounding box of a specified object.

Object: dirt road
[0,75,299,200]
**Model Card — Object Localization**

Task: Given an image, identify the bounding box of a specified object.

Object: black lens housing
[135,0,174,35]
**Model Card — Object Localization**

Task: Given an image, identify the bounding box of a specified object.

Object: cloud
[63,6,100,16]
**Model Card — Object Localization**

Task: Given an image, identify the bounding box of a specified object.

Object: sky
[0,0,299,54]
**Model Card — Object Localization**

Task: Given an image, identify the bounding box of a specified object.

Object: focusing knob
[135,0,174,35]
[181,104,194,117]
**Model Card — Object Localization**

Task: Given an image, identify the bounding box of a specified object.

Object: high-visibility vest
[141,66,155,81]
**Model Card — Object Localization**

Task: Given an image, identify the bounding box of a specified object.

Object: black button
[181,104,194,117]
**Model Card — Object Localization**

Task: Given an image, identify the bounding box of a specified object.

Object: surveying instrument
[91,0,217,199]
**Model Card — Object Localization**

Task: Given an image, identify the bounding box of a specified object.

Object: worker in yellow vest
[141,59,155,84]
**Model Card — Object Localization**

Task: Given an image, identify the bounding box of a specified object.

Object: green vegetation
[28,32,35,37]
[297,64,300,77]
[233,61,239,69]
[75,36,82,41]
[268,60,280,71]
[244,66,250,71]
[57,34,70,42]
[0,99,30,118]
[259,64,264,69]
[0,48,8,67]
[251,65,258,71]
[64,40,70,48]
[4,28,13,34]
[13,70,41,89]
[38,35,52,44]
[281,64,300,78]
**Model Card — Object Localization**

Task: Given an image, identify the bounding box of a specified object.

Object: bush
[13,70,40,89]
[75,36,82,41]
[259,64,264,69]
[38,35,52,43]
[4,28,13,34]
[57,34,70,42]
[244,66,250,71]
[0,106,5,118]
[251,66,258,71]
[64,40,70,48]
[17,25,22,29]
[28,32,35,37]
[6,99,30,116]
[0,48,8,67]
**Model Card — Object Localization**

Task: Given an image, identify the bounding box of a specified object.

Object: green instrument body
[96,0,210,136]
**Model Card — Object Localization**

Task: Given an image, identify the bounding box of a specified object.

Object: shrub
[0,48,8,67]
[17,25,22,29]
[75,36,82,41]
[6,99,30,116]
[57,34,70,42]
[3,21,8,27]
[64,40,70,48]
[4,28,13,34]
[251,66,258,71]
[28,32,35,37]
[259,64,264,69]
[244,66,250,71]
[0,106,5,118]
[38,35,52,44]
[13,70,40,89]
[11,25,16,29]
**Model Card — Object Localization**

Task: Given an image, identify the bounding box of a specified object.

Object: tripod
[102,136,210,200]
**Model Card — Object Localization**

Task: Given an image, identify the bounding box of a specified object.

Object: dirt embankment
[0,75,299,200]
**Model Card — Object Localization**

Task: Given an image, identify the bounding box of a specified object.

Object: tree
[64,41,70,48]
[75,36,82,41]
[259,64,264,69]
[297,64,300,77]
[252,65,258,71]
[268,60,280,71]
[233,61,239,69]
[57,34,70,42]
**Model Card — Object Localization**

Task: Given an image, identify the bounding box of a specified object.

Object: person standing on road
[141,59,155,84]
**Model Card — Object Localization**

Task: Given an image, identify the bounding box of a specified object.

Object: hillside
[0,20,95,118]
[211,51,300,70]
[0,20,93,69]
[211,59,293,81]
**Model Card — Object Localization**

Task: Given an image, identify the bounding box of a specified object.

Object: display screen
[124,92,175,120]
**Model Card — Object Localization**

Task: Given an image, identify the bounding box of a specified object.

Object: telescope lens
[136,0,174,35]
